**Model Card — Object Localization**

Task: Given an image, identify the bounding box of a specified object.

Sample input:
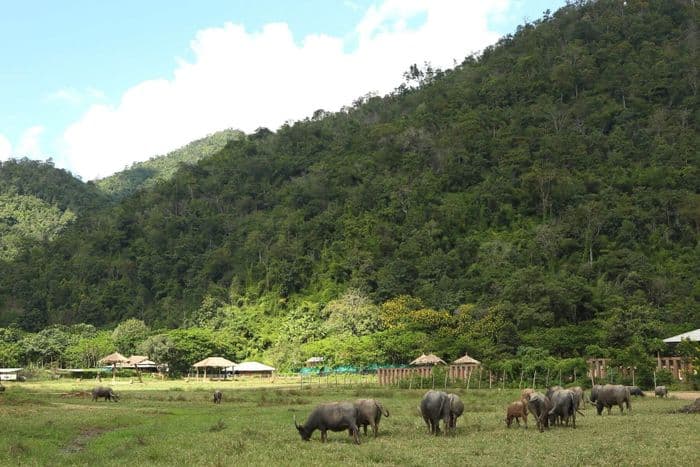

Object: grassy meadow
[0,378,697,466]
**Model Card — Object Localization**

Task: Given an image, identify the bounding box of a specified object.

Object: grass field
[0,378,697,466]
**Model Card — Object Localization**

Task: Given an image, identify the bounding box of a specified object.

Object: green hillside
[0,0,697,369]
[0,158,108,261]
[95,128,244,199]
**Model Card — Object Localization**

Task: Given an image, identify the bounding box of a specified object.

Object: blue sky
[1,0,564,180]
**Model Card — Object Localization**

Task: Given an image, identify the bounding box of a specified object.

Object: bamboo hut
[450,353,481,381]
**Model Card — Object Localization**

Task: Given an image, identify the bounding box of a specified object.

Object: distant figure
[213,390,222,404]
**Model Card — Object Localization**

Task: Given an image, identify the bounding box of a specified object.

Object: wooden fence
[587,356,692,381]
[377,364,481,386]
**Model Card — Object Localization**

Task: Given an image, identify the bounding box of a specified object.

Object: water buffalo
[213,390,222,404]
[570,386,586,410]
[91,386,119,402]
[505,400,528,428]
[590,384,631,415]
[354,399,389,437]
[548,388,577,428]
[420,390,451,435]
[627,386,645,397]
[525,392,552,432]
[654,386,668,398]
[295,402,360,444]
[447,393,464,433]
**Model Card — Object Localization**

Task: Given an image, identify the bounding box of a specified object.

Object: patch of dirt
[62,427,109,453]
[643,391,700,400]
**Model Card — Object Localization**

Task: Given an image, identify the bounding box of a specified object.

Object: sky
[0,0,565,180]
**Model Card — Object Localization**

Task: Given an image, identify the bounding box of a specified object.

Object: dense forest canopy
[0,0,698,372]
[96,128,244,199]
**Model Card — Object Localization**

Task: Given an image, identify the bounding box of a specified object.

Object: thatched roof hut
[452,354,481,365]
[410,353,446,366]
[99,352,128,365]
[192,357,236,379]
[193,357,236,368]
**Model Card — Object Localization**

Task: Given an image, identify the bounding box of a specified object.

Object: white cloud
[47,87,106,106]
[17,126,45,158]
[62,0,509,180]
[0,134,11,161]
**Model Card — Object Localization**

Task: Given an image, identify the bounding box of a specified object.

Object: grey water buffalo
[627,386,645,397]
[525,392,552,432]
[447,393,464,433]
[570,386,586,410]
[654,386,668,398]
[91,386,119,402]
[295,402,360,444]
[505,400,528,428]
[354,399,389,437]
[213,390,222,404]
[590,384,631,415]
[420,390,451,435]
[548,388,577,428]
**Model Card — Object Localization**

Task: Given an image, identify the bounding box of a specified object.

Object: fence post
[478,367,482,390]
[519,369,523,389]
[532,370,536,390]
[466,368,472,392]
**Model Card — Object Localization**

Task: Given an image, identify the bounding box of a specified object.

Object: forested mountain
[95,129,244,199]
[0,158,107,260]
[0,0,697,370]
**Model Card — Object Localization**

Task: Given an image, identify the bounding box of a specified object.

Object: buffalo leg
[350,424,360,445]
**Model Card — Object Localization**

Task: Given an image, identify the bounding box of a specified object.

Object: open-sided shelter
[99,352,128,366]
[192,357,236,379]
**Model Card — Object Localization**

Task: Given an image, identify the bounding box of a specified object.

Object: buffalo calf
[505,400,528,428]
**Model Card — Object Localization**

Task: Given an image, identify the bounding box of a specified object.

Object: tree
[112,319,150,356]
[323,289,382,337]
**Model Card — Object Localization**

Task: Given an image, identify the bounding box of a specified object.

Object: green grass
[0,380,697,466]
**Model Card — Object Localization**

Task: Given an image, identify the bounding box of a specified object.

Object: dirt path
[642,391,700,400]
[62,427,109,453]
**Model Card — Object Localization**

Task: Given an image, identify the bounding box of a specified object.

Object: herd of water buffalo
[86,383,672,443]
